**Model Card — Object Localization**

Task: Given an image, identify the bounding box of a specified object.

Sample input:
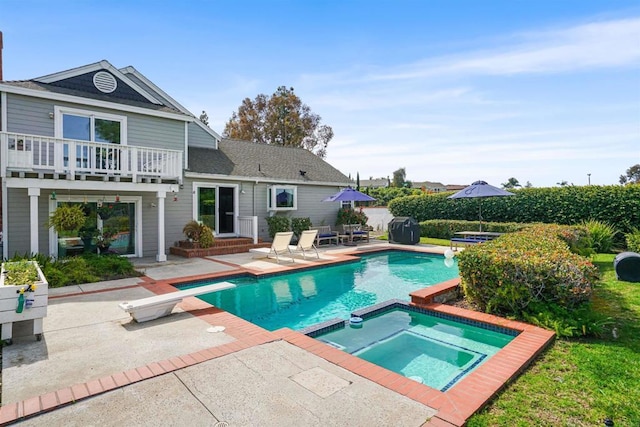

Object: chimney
[0,31,3,81]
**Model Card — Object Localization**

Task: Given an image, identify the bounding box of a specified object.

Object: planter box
[0,261,49,343]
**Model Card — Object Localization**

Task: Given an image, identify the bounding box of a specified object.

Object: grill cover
[614,252,640,283]
[388,217,420,245]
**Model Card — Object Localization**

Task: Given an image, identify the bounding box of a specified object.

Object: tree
[524,181,533,188]
[501,177,521,189]
[223,86,333,158]
[199,110,209,126]
[356,172,360,191]
[392,168,407,188]
[619,164,640,185]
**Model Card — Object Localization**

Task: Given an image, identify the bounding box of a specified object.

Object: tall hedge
[388,185,640,234]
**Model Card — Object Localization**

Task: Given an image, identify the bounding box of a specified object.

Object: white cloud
[369,17,640,80]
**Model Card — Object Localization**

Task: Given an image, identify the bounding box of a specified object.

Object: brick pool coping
[0,248,555,426]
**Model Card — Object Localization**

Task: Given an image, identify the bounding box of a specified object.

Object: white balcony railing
[0,132,183,181]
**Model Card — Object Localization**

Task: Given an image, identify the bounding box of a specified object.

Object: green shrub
[198,225,215,248]
[523,223,592,256]
[7,253,138,287]
[265,215,291,238]
[56,257,100,285]
[522,301,613,338]
[625,228,640,252]
[419,219,529,239]
[457,225,599,317]
[389,185,640,235]
[582,219,618,253]
[291,217,312,238]
[336,207,368,226]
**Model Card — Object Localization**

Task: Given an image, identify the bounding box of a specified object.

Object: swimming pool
[179,250,458,331]
[314,303,516,391]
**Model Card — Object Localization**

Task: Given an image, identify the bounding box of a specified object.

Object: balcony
[0,132,183,183]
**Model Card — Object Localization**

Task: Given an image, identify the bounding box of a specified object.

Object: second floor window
[56,106,126,145]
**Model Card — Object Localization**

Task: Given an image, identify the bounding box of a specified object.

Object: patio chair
[249,231,295,263]
[309,225,339,246]
[289,229,319,260]
[344,224,370,243]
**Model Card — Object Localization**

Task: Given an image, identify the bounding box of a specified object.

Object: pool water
[317,309,515,391]
[182,251,458,331]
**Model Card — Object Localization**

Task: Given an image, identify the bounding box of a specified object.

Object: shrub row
[418,219,529,239]
[457,225,599,316]
[8,253,140,288]
[265,216,312,239]
[389,185,640,235]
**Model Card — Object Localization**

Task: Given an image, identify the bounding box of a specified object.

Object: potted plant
[48,204,87,234]
[79,226,99,252]
[96,228,117,254]
[0,260,49,344]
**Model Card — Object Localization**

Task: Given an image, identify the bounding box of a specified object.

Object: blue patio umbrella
[447,180,515,231]
[322,187,376,203]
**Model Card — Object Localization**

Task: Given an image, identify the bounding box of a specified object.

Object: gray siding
[6,189,35,256]
[163,187,193,253]
[127,114,184,151]
[5,94,185,152]
[6,95,55,136]
[187,123,217,149]
[246,182,341,241]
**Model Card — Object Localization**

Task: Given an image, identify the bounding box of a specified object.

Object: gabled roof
[188,139,351,185]
[33,60,162,105]
[0,60,194,118]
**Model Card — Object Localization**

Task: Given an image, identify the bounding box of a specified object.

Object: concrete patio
[0,242,444,426]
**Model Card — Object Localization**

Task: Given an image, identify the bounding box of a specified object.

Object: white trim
[2,178,7,260]
[267,185,298,211]
[0,84,193,122]
[191,181,239,237]
[54,105,128,145]
[34,60,162,105]
[119,66,192,115]
[184,171,351,187]
[0,91,6,131]
[117,67,222,143]
[4,177,179,193]
[193,120,222,144]
[184,122,189,170]
[47,195,143,258]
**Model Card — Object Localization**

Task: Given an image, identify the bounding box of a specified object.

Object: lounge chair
[310,225,339,246]
[289,229,319,260]
[249,231,294,263]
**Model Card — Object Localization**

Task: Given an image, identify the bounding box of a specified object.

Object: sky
[1,0,639,187]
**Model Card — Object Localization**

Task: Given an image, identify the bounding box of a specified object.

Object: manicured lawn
[467,254,640,427]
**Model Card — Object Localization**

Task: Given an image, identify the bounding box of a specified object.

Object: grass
[376,234,452,247]
[466,254,640,427]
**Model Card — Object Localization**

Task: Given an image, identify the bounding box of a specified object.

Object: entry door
[218,187,235,234]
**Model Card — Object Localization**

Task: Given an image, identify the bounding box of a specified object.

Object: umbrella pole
[479,200,482,232]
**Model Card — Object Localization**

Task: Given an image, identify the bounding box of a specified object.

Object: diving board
[119,282,236,323]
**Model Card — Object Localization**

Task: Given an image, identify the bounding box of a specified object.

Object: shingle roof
[188,139,351,184]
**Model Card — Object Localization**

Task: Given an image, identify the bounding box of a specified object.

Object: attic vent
[93,71,117,93]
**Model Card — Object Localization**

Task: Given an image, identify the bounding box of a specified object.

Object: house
[411,181,447,193]
[0,56,350,261]
[359,177,389,189]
